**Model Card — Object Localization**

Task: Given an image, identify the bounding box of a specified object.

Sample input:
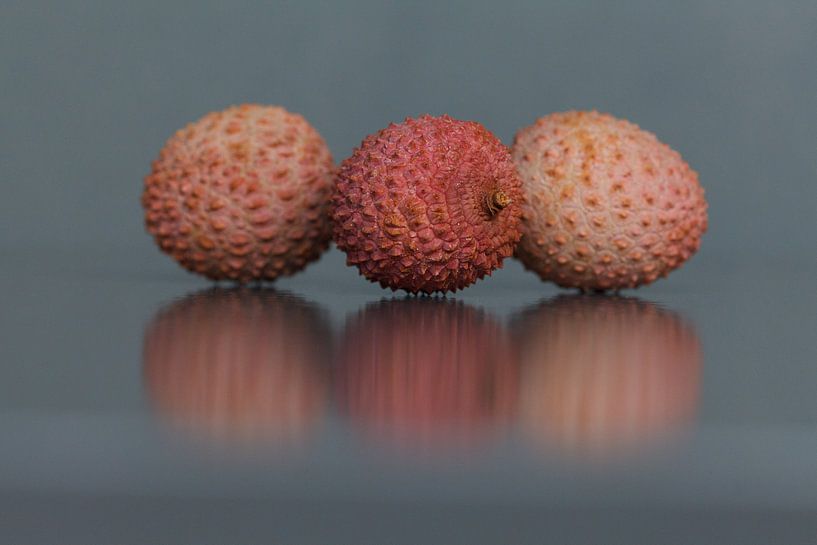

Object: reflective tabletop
[2,248,815,544]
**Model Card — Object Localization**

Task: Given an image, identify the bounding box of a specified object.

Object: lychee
[142,104,334,283]
[512,296,701,459]
[337,299,518,451]
[143,289,330,446]
[332,115,523,294]
[512,111,708,290]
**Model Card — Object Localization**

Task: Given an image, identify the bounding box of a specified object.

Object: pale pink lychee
[513,111,707,290]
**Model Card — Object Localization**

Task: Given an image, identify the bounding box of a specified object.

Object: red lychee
[512,111,708,290]
[332,115,523,294]
[142,289,330,447]
[512,296,701,459]
[337,299,518,452]
[142,104,334,283]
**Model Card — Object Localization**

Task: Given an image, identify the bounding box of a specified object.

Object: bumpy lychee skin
[332,115,523,294]
[142,104,334,283]
[512,111,708,290]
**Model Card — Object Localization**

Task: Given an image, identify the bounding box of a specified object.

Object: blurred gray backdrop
[1,0,816,276]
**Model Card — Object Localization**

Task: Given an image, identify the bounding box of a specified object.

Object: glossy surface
[1,249,816,543]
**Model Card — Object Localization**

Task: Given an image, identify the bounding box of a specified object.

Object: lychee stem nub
[485,190,511,216]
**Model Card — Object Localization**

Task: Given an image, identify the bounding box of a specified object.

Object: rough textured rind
[142,104,334,283]
[512,111,708,290]
[337,299,518,450]
[332,115,523,294]
[512,296,701,458]
[143,289,330,445]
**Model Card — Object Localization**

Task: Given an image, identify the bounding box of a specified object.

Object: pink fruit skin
[332,115,523,294]
[143,104,334,283]
[513,111,708,290]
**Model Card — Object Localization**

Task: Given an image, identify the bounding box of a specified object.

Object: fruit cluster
[143,104,707,292]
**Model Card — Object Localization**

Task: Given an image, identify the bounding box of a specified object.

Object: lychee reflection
[142,290,701,461]
[512,296,701,459]
[143,289,330,449]
[337,299,518,452]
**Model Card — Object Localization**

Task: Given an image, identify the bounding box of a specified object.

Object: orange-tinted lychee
[513,111,708,290]
[142,104,334,283]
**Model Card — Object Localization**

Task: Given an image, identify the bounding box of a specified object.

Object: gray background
[2,0,816,264]
[2,1,817,544]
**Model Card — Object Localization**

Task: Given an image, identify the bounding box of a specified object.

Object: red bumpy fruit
[332,115,523,294]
